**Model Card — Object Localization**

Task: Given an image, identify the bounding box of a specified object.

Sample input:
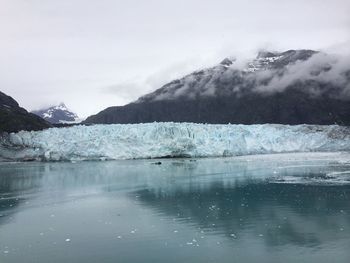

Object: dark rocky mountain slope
[0,91,51,133]
[85,50,350,125]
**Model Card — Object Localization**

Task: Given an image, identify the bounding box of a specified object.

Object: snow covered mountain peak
[55,103,69,111]
[32,103,79,124]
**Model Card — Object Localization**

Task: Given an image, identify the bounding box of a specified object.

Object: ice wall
[1,123,350,161]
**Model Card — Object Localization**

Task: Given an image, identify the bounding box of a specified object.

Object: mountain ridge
[84,49,350,125]
[0,91,51,133]
[32,103,79,124]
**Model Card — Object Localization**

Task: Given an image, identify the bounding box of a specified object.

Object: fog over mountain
[137,50,350,101]
[85,50,350,125]
[253,52,350,96]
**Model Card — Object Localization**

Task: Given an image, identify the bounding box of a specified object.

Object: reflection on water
[135,183,350,247]
[0,153,350,263]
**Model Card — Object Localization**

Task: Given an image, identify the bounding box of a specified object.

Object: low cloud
[254,52,350,98]
[139,49,350,102]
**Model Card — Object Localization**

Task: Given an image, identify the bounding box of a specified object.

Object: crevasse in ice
[1,123,350,161]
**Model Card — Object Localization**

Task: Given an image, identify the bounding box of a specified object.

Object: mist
[254,52,350,97]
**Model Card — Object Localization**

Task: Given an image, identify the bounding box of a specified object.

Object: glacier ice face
[1,123,350,161]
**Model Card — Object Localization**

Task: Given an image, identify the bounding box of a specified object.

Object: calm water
[0,153,350,263]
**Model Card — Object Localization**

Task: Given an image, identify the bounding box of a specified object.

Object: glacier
[1,123,350,162]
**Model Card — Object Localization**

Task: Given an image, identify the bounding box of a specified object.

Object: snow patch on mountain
[32,103,79,124]
[244,55,284,72]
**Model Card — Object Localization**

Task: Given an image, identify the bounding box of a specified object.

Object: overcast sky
[1,0,349,117]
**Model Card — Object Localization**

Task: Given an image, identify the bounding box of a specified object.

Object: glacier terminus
[1,122,350,161]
